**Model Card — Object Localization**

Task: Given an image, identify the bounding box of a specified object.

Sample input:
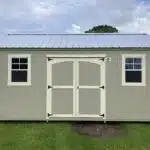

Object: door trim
[46,54,106,58]
[101,59,106,120]
[46,54,106,120]
[46,58,52,119]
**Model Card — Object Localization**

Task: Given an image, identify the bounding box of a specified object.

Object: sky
[0,0,150,34]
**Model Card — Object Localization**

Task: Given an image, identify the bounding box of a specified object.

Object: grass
[0,122,150,150]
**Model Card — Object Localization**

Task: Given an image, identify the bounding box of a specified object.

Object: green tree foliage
[85,25,118,33]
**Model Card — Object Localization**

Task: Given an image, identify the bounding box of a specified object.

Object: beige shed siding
[0,49,149,121]
[0,51,46,120]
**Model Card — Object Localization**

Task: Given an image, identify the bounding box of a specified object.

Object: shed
[0,33,150,122]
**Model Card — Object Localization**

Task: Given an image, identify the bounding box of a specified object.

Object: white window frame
[8,54,31,86]
[122,54,146,86]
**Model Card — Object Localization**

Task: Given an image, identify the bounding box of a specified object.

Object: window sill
[7,82,32,86]
[122,83,146,86]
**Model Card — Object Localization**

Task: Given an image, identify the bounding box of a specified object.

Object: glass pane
[125,58,133,63]
[12,64,19,69]
[134,58,141,64]
[12,58,19,63]
[125,71,141,83]
[20,64,28,69]
[134,64,141,69]
[11,71,27,82]
[20,58,28,63]
[125,64,133,69]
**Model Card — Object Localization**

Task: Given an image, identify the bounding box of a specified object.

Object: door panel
[78,89,100,115]
[52,88,73,114]
[79,61,100,86]
[52,61,73,86]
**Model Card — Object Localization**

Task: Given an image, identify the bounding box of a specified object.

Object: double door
[47,56,106,119]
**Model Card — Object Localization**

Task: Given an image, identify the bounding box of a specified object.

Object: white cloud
[30,2,55,19]
[0,1,56,20]
[62,0,136,32]
[66,24,82,33]
[1,0,150,34]
[118,1,150,33]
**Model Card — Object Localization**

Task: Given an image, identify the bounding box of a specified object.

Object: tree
[85,24,118,33]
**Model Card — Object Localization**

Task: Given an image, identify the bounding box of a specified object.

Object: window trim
[122,54,146,86]
[8,54,31,86]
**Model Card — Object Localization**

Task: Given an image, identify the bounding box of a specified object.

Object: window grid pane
[11,58,28,70]
[11,57,28,83]
[125,58,142,71]
[20,64,28,69]
[11,70,28,82]
[12,58,19,63]
[11,64,19,69]
[134,64,141,69]
[124,56,143,84]
[125,58,134,63]
[20,58,28,63]
[134,58,142,63]
[125,64,134,69]
[125,71,142,83]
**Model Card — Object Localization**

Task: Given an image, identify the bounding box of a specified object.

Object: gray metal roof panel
[0,33,150,48]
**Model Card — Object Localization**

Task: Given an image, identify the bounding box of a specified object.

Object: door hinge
[48,113,52,117]
[48,57,53,61]
[48,85,52,89]
[99,86,104,89]
[100,114,104,117]
[99,57,105,61]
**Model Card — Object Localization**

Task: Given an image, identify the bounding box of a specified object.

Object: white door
[75,59,105,118]
[47,58,75,117]
[46,55,106,119]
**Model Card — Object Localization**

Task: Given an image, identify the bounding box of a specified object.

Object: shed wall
[106,51,148,121]
[0,51,46,120]
[0,49,149,121]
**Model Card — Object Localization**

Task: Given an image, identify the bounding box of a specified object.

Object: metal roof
[0,33,150,48]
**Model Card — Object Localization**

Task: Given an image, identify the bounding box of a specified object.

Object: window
[8,54,31,86]
[122,54,146,86]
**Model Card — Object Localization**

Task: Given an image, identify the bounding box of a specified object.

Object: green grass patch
[0,122,150,150]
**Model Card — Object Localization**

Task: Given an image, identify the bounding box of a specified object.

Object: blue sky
[0,0,150,34]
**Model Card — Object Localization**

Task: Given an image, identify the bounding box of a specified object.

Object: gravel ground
[72,122,127,138]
